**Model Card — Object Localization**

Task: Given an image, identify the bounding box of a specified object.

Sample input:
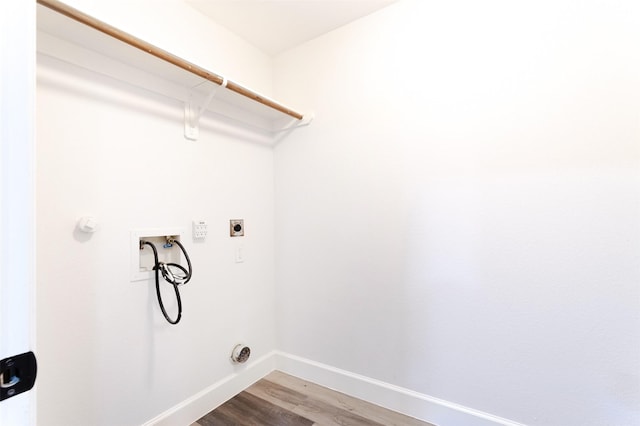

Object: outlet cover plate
[230,219,244,237]
[193,220,207,239]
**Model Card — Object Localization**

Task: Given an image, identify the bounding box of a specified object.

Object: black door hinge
[0,351,37,401]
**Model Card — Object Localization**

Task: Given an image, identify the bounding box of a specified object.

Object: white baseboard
[143,350,525,426]
[274,351,526,426]
[142,350,277,426]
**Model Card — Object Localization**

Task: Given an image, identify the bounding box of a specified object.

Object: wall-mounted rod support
[36,0,305,120]
[184,78,228,140]
[274,114,315,134]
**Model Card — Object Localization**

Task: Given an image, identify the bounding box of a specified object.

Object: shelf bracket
[273,113,315,134]
[184,77,228,141]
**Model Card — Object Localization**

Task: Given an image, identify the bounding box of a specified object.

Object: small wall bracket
[273,113,314,134]
[184,77,228,141]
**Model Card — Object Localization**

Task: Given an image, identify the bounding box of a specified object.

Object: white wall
[36,1,276,425]
[273,1,640,425]
[61,0,273,94]
[0,1,36,425]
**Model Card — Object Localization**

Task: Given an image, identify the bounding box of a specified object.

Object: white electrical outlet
[193,220,208,239]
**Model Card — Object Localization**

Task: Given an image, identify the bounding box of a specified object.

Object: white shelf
[36,2,312,141]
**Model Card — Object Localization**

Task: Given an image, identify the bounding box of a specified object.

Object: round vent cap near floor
[231,344,251,363]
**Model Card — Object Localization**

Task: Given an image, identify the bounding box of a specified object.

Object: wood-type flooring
[192,371,434,426]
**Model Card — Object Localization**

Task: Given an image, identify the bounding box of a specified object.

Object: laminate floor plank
[198,391,313,426]
[262,371,433,426]
[243,376,307,411]
[194,370,435,426]
[247,379,385,426]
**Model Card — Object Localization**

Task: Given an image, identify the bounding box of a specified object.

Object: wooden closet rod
[37,0,304,120]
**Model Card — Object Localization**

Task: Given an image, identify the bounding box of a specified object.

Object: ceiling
[185,0,397,56]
